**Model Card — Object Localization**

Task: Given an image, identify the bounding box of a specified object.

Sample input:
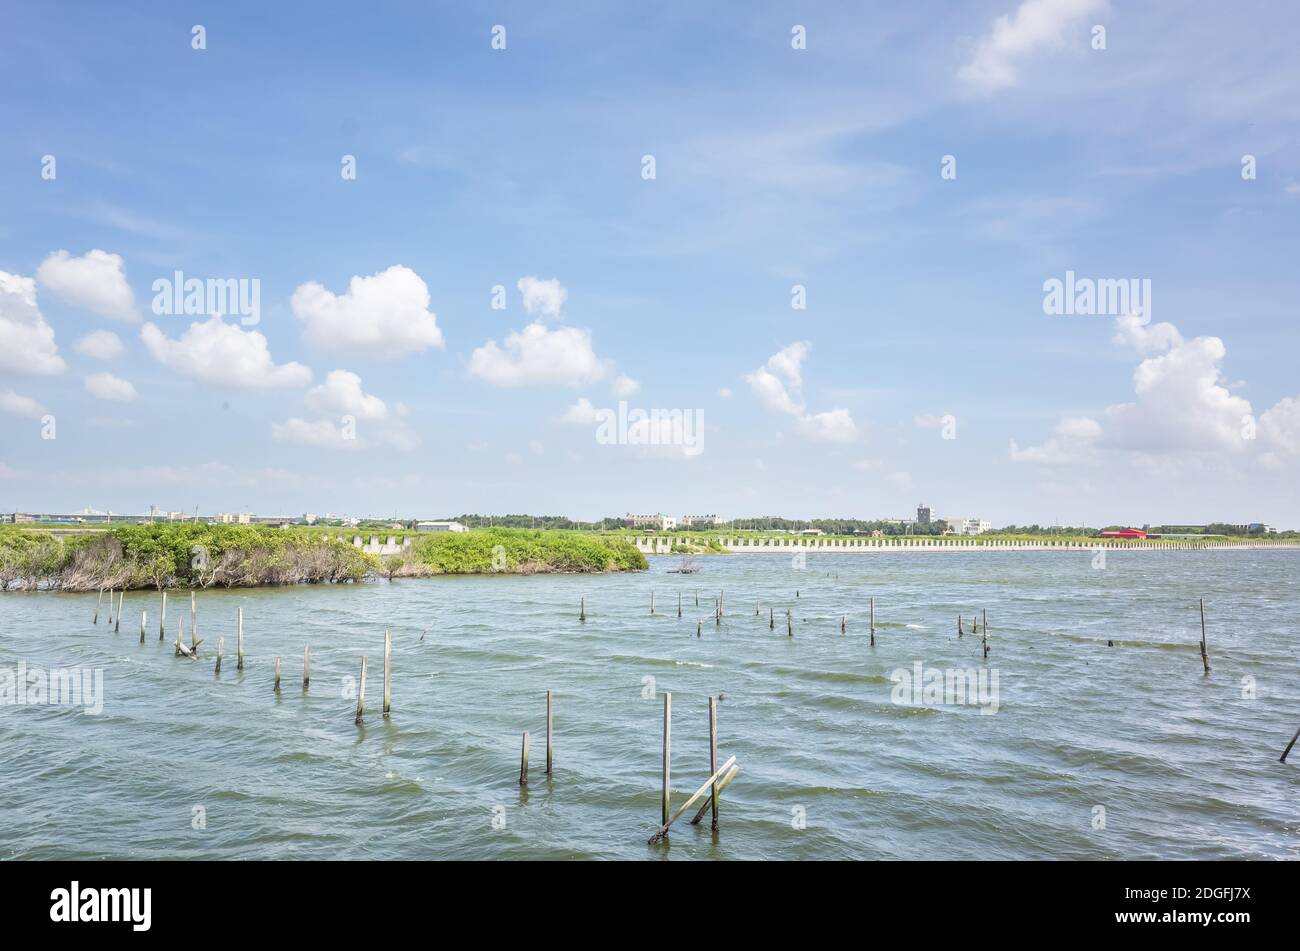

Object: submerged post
[383,628,392,717]
[708,695,719,832]
[303,644,311,688]
[546,689,554,776]
[1199,598,1211,674]
[661,692,672,827]
[355,656,368,724]
[237,607,245,671]
[519,731,529,786]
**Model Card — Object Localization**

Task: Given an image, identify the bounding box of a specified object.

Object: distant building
[214,512,254,524]
[625,513,677,530]
[303,513,318,525]
[1100,528,1147,539]
[945,517,992,536]
[681,514,721,527]
[416,520,467,533]
[917,505,931,526]
[798,528,825,536]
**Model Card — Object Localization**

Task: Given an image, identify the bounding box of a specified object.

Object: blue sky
[2,0,1299,525]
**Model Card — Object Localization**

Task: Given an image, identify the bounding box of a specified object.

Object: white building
[681,514,721,527]
[625,513,677,530]
[945,517,992,536]
[416,520,468,533]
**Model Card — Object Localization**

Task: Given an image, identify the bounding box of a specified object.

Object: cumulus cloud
[304,370,388,420]
[1010,416,1102,464]
[0,271,66,376]
[35,249,137,322]
[745,341,857,443]
[958,0,1106,96]
[75,329,124,360]
[141,317,312,389]
[611,374,640,397]
[292,265,444,358]
[1259,397,1300,459]
[84,372,138,402]
[517,276,567,318]
[469,321,609,387]
[0,389,49,418]
[560,397,601,424]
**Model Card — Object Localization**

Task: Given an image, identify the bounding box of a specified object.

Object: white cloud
[141,317,312,390]
[0,389,48,418]
[611,374,640,397]
[35,249,137,322]
[798,408,859,443]
[718,387,733,399]
[292,265,444,359]
[746,341,857,442]
[271,418,362,451]
[0,271,66,376]
[75,329,124,360]
[469,321,609,387]
[1259,397,1300,458]
[1010,416,1101,464]
[517,276,567,318]
[84,372,137,402]
[560,397,601,424]
[958,0,1106,96]
[304,370,388,420]
[529,439,545,455]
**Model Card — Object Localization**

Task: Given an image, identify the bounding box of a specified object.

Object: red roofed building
[1099,528,1147,539]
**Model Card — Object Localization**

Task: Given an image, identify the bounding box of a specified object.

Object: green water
[2,551,1297,859]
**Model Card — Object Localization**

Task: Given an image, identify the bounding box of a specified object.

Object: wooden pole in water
[140,610,147,643]
[691,763,738,825]
[841,614,846,634]
[114,592,122,633]
[1199,598,1211,674]
[579,597,586,623]
[984,608,988,637]
[106,589,113,626]
[786,608,793,637]
[159,590,166,639]
[274,656,281,691]
[651,591,655,614]
[519,731,529,786]
[546,689,554,776]
[237,607,245,671]
[175,612,184,654]
[190,591,196,644]
[215,637,224,674]
[678,592,682,618]
[94,587,103,624]
[695,592,698,607]
[661,692,672,827]
[1281,725,1300,763]
[870,597,875,646]
[769,607,774,630]
[958,615,964,637]
[303,644,311,688]
[355,656,368,724]
[648,755,736,845]
[697,620,701,637]
[708,695,719,831]
[382,628,392,717]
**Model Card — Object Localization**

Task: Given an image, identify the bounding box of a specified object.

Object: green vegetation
[407,528,645,574]
[0,524,645,591]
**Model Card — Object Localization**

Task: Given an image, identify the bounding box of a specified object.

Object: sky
[2,0,1299,526]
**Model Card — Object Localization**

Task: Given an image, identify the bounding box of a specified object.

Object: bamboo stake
[355,656,368,724]
[708,695,719,831]
[159,590,166,639]
[648,755,736,845]
[519,731,529,786]
[690,764,738,825]
[546,689,554,775]
[1281,725,1300,763]
[94,587,103,624]
[303,644,311,688]
[661,692,672,827]
[382,628,392,717]
[274,656,281,691]
[215,637,224,674]
[237,607,244,671]
[1199,598,1211,674]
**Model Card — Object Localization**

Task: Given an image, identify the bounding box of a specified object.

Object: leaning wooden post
[159,590,166,639]
[237,607,245,671]
[546,689,554,776]
[94,587,103,625]
[1281,725,1300,763]
[661,692,672,827]
[382,628,392,717]
[708,695,719,831]
[1198,598,1211,674]
[355,656,368,724]
[139,610,147,643]
[214,637,224,674]
[274,656,281,691]
[114,592,122,633]
[648,755,736,845]
[519,731,529,786]
[303,644,311,688]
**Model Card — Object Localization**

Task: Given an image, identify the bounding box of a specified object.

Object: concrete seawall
[629,536,1300,555]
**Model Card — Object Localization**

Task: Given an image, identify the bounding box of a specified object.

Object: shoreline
[635,538,1300,555]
